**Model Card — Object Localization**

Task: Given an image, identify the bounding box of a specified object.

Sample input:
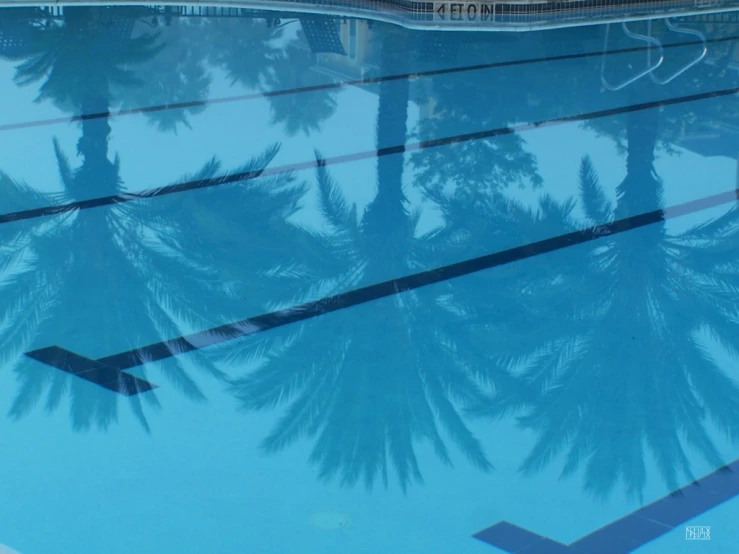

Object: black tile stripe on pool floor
[25,188,738,389]
[1,84,738,226]
[24,186,739,554]
[7,13,739,554]
[0,33,736,133]
[474,458,736,552]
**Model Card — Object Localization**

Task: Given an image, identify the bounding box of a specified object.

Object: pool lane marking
[1,84,739,227]
[24,187,739,393]
[25,347,157,396]
[0,33,736,133]
[474,460,738,552]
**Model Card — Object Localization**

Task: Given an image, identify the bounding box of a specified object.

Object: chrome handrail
[601,21,665,91]
[647,18,708,84]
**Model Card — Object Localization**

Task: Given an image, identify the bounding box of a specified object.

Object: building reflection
[310,18,380,80]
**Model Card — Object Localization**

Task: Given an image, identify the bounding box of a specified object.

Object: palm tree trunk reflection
[227,28,493,493]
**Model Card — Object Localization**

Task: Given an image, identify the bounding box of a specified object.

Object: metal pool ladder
[601,18,707,91]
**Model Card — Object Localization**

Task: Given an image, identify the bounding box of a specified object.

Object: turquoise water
[1,6,739,553]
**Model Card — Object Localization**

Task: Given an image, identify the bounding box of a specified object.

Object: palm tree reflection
[4,7,738,507]
[225,27,494,492]
[471,106,739,501]
[0,7,314,431]
[9,6,162,114]
[114,15,212,133]
[267,35,339,136]
[207,16,284,90]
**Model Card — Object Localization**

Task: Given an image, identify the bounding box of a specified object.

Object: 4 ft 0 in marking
[433,2,498,21]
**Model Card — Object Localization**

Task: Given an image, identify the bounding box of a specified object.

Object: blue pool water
[1,6,739,553]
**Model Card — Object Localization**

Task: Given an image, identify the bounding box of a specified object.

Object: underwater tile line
[1,84,739,226]
[474,458,739,552]
[0,33,736,133]
[24,187,739,393]
[25,347,156,397]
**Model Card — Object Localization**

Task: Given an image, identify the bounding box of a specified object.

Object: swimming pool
[1,5,739,553]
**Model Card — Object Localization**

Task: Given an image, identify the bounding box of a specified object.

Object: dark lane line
[26,187,738,382]
[2,84,739,226]
[25,347,157,397]
[474,458,739,552]
[1,34,736,133]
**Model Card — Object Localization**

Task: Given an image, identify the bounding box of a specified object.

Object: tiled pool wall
[1,0,739,31]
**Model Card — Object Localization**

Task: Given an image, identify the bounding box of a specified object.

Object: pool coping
[0,0,738,31]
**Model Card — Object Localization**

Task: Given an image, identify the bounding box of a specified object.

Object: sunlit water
[0,6,738,554]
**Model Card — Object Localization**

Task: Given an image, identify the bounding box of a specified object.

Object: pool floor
[1,6,739,553]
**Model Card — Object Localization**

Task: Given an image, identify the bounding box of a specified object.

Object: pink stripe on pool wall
[663,189,739,219]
